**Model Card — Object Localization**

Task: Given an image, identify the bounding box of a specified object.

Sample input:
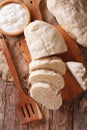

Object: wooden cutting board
[0,0,86,101]
[17,0,87,101]
[18,26,86,101]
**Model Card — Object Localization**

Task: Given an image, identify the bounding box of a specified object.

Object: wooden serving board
[17,0,87,101]
[19,24,87,101]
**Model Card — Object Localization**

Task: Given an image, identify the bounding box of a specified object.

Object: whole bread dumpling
[29,56,66,75]
[30,82,62,110]
[29,69,64,94]
[24,20,68,60]
[47,0,87,47]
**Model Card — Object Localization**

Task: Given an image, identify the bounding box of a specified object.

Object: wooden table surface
[1,78,87,130]
[0,0,87,130]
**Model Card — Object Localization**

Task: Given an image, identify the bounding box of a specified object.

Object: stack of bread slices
[24,20,68,109]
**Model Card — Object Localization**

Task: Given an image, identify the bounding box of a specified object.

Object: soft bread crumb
[29,69,64,94]
[30,82,62,110]
[29,56,66,75]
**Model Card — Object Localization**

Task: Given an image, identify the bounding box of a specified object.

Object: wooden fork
[0,33,42,125]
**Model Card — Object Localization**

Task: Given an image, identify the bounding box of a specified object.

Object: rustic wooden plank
[28,106,53,130]
[28,118,43,130]
[52,102,73,130]
[27,107,47,130]
[79,46,87,61]
[41,107,53,130]
[28,102,73,130]
[3,83,28,130]
[73,93,87,130]
[0,78,6,130]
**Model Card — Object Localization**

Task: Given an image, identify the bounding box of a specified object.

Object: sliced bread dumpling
[29,56,66,75]
[66,62,87,90]
[24,20,68,60]
[29,69,64,94]
[30,82,62,110]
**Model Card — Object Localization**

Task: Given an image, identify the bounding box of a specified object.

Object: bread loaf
[24,20,68,60]
[47,0,87,47]
[29,56,66,75]
[30,82,62,110]
[29,69,64,94]
[66,62,87,90]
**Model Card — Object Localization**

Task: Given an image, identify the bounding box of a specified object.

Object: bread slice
[24,20,68,60]
[66,62,87,90]
[29,56,66,75]
[30,82,62,110]
[29,69,64,94]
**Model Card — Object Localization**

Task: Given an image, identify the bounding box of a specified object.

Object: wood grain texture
[27,103,73,130]
[0,78,73,130]
[73,99,87,130]
[52,102,73,130]
[0,79,6,130]
[0,76,73,130]
[0,81,28,130]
